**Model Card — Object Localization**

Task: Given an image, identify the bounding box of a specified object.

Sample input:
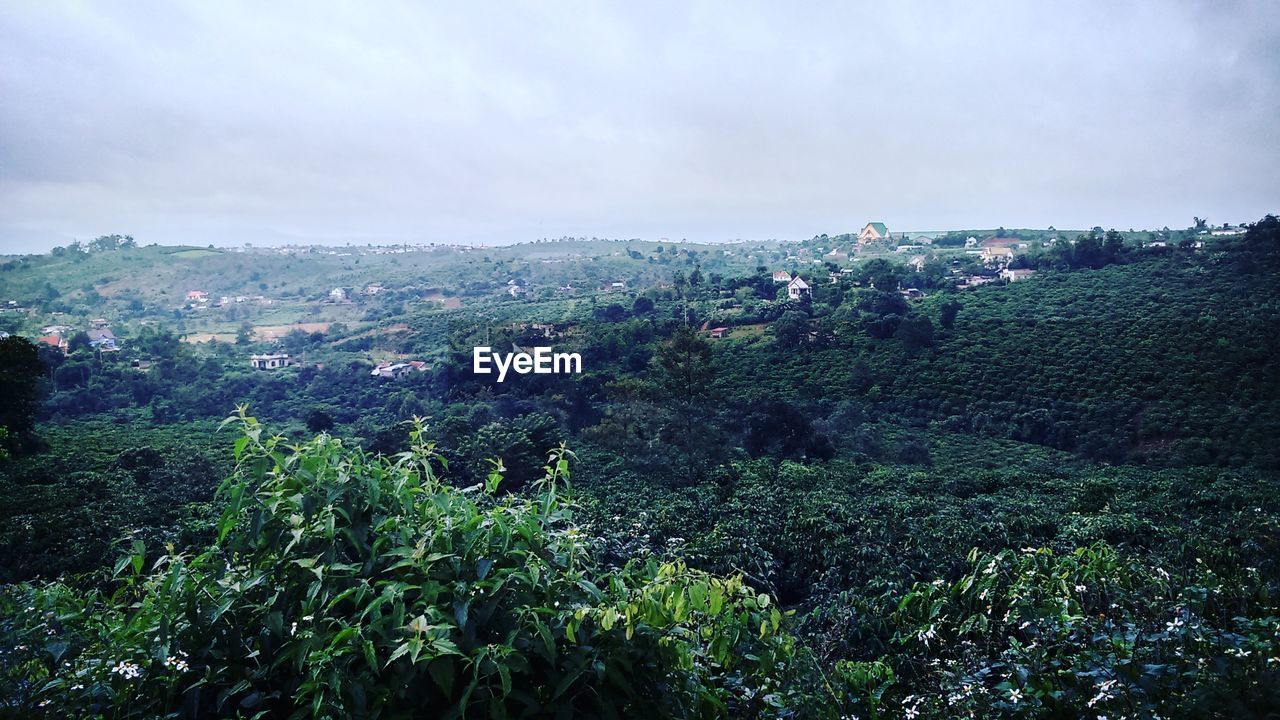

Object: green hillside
[1,218,1278,718]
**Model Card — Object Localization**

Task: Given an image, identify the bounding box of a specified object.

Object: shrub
[0,410,824,718]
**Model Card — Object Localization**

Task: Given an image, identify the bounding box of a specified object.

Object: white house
[1000,268,1037,282]
[370,360,429,379]
[329,287,348,300]
[250,353,292,370]
[787,276,811,299]
[772,270,793,283]
[982,247,1014,265]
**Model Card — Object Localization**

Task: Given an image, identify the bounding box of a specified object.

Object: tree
[0,336,44,455]
[688,267,703,291]
[1103,229,1125,260]
[772,310,809,347]
[743,400,834,460]
[305,409,335,433]
[66,331,92,355]
[652,325,719,484]
[939,300,962,330]
[896,315,935,355]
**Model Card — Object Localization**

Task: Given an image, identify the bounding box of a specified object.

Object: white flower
[1075,584,1087,592]
[1008,688,1022,704]
[110,661,142,680]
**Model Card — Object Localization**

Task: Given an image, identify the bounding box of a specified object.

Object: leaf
[388,641,412,665]
[453,600,470,629]
[429,658,455,695]
[497,663,512,699]
[131,539,146,574]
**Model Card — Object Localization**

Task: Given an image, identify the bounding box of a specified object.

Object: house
[899,288,925,299]
[981,247,1015,265]
[610,281,626,290]
[787,276,811,299]
[87,328,119,351]
[894,245,924,254]
[709,327,729,339]
[858,222,890,243]
[824,248,846,264]
[508,285,526,297]
[329,287,348,300]
[363,284,384,295]
[964,236,979,248]
[772,270,793,283]
[186,290,208,302]
[908,255,927,272]
[250,353,292,370]
[37,335,67,352]
[980,236,1019,248]
[958,275,997,289]
[1001,268,1037,283]
[370,361,429,379]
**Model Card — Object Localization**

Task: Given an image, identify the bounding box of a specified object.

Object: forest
[0,217,1277,718]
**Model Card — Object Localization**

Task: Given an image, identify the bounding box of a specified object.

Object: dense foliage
[0,414,817,718]
[2,217,1278,716]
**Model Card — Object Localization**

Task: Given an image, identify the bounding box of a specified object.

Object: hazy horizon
[3,1,1278,254]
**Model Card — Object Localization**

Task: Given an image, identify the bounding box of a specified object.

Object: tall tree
[652,325,719,484]
[0,336,45,456]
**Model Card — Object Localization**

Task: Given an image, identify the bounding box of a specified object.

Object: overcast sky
[1,1,1277,253]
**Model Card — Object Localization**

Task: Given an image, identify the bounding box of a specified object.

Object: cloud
[1,1,1277,252]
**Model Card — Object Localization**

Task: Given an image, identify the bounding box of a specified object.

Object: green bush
[0,411,824,718]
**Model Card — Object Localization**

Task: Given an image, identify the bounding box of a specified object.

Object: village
[3,219,1217,380]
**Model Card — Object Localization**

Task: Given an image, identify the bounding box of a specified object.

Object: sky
[1,1,1278,253]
